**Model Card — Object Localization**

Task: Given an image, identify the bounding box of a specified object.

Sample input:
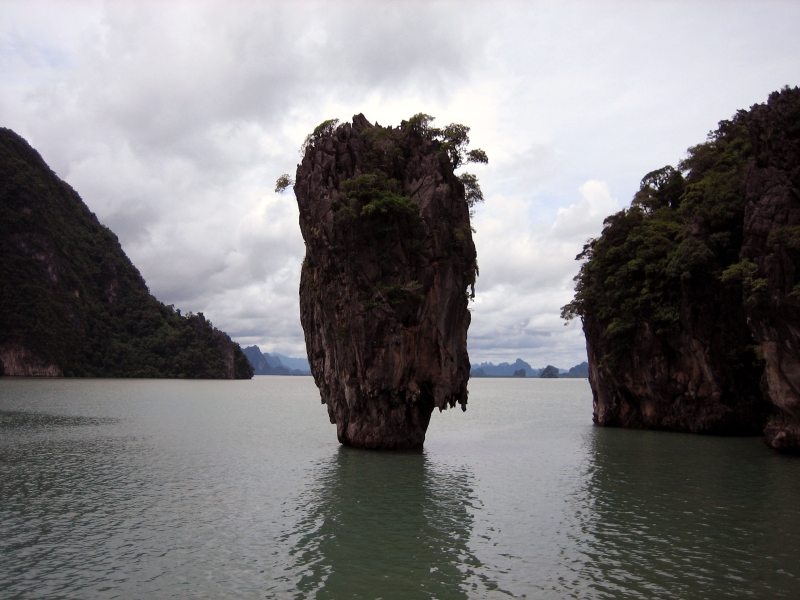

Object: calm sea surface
[1,377,799,599]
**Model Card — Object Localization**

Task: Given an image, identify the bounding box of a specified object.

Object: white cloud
[552,180,617,242]
[469,179,619,367]
[2,0,799,364]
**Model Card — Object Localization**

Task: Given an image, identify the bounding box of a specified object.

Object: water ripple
[1,378,799,599]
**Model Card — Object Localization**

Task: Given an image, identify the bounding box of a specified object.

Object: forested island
[563,87,800,451]
[0,128,253,379]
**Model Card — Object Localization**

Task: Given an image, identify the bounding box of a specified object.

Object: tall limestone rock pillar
[294,114,480,449]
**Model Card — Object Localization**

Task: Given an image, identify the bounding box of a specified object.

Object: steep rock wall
[740,90,800,449]
[0,344,62,377]
[584,297,766,434]
[294,114,477,449]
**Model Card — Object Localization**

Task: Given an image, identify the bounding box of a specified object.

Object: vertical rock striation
[581,294,766,434]
[294,114,479,449]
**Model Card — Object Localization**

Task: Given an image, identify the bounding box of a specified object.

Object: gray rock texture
[584,311,766,434]
[294,114,477,449]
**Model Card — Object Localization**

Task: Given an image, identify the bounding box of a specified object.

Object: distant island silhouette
[470,359,588,378]
[243,346,311,375]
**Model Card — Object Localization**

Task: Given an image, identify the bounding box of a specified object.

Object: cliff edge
[293,114,483,449]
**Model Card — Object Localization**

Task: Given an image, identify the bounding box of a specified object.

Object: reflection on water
[2,378,799,599]
[284,448,481,600]
[575,427,800,599]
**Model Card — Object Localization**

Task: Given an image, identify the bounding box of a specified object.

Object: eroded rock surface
[740,90,800,449]
[583,306,766,434]
[294,114,478,449]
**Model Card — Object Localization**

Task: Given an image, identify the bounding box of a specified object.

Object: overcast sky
[2,0,799,367]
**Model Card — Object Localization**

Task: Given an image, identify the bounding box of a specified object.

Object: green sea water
[1,377,798,598]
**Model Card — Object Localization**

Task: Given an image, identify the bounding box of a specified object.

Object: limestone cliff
[565,88,800,447]
[294,114,482,449]
[739,90,800,449]
[0,127,253,379]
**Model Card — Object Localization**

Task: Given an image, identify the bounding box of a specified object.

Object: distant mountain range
[244,346,588,379]
[471,360,588,378]
[243,346,311,376]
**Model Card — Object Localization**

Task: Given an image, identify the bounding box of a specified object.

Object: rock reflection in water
[286,447,480,599]
[574,427,800,599]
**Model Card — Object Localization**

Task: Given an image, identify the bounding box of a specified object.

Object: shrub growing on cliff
[334,171,424,265]
[300,118,340,154]
[296,113,484,311]
[401,113,488,214]
[275,174,294,193]
[294,113,488,219]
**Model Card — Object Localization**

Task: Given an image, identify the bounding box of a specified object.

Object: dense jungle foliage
[359,112,488,214]
[0,128,253,378]
[562,87,800,372]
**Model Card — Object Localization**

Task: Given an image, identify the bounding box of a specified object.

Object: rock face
[0,128,253,379]
[566,88,800,445]
[294,114,479,449]
[739,90,800,449]
[582,302,766,434]
[0,343,62,377]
